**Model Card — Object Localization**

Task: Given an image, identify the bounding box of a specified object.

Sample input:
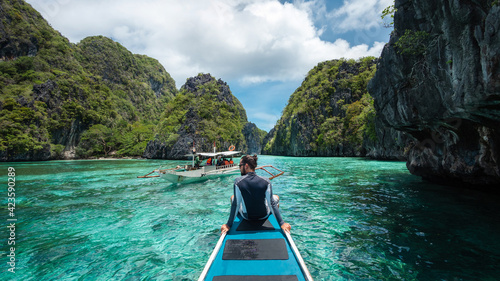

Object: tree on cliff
[78,125,115,157]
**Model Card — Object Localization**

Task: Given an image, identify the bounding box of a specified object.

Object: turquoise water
[1,156,499,280]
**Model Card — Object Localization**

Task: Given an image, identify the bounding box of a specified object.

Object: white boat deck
[160,164,240,183]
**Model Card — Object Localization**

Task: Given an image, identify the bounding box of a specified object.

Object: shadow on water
[329,173,500,280]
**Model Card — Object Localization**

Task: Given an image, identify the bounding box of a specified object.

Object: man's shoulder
[256,174,271,185]
[246,173,271,184]
[234,174,249,185]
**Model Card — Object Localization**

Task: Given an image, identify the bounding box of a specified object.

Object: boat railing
[216,164,236,170]
[204,165,216,172]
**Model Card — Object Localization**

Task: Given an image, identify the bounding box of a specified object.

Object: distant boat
[160,150,242,183]
[138,150,241,183]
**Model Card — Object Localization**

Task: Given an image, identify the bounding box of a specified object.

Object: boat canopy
[184,151,241,158]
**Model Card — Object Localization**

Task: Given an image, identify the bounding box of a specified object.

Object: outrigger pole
[138,165,284,179]
[256,165,285,180]
[137,168,174,178]
[137,170,160,178]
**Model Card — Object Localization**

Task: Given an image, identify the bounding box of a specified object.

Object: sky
[26,0,393,132]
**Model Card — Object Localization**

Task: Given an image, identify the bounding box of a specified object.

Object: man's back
[222,154,289,234]
[234,172,271,220]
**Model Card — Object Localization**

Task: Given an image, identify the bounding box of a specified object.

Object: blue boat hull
[199,214,312,280]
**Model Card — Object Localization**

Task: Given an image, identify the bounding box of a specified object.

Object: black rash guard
[226,172,285,227]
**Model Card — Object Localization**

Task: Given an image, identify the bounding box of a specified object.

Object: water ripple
[1,158,499,280]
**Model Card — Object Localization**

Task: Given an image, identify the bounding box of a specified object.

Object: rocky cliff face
[180,74,247,122]
[143,74,263,159]
[0,0,176,161]
[77,36,177,102]
[0,0,51,60]
[364,121,410,160]
[263,58,403,157]
[243,122,265,155]
[31,79,85,159]
[369,0,500,187]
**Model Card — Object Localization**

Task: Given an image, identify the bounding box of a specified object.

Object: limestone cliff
[0,0,176,161]
[369,0,500,187]
[243,122,266,155]
[143,74,262,159]
[263,58,402,157]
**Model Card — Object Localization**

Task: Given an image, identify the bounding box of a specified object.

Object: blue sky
[26,0,393,132]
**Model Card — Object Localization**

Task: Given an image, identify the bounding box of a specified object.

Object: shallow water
[1,156,499,280]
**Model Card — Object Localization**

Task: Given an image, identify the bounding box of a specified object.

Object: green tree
[116,122,155,156]
[79,124,116,157]
[394,29,430,55]
[381,3,397,28]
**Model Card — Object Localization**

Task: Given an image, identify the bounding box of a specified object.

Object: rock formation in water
[263,57,407,158]
[243,122,267,155]
[369,0,500,187]
[143,74,263,159]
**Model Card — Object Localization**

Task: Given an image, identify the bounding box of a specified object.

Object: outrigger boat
[198,167,313,281]
[138,150,242,184]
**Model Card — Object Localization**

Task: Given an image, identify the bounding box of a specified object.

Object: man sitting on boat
[195,155,201,168]
[221,155,292,234]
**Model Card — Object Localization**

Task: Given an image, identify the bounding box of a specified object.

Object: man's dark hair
[241,154,258,170]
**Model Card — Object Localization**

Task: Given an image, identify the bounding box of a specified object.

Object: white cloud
[250,111,282,130]
[330,0,394,32]
[27,0,385,88]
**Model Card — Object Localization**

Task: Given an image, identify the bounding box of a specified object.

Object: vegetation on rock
[263,57,377,156]
[394,30,430,55]
[0,0,176,160]
[381,4,397,28]
[371,0,500,186]
[144,73,251,159]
